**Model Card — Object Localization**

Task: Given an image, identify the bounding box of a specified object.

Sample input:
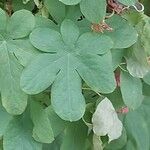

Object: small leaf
[92,98,123,142]
[143,71,150,85]
[0,104,12,138]
[60,121,88,150]
[80,0,106,23]
[105,15,138,49]
[3,116,42,150]
[51,69,86,121]
[120,71,143,109]
[77,52,116,94]
[77,32,113,55]
[30,100,54,143]
[0,42,28,115]
[118,0,136,6]
[46,106,67,137]
[61,19,79,46]
[0,8,7,30]
[125,111,150,150]
[20,54,60,94]
[30,28,64,52]
[93,134,103,150]
[59,0,81,5]
[7,10,35,39]
[44,0,65,23]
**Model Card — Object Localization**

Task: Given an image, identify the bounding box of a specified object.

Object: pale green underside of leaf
[92,98,123,142]
[120,72,143,109]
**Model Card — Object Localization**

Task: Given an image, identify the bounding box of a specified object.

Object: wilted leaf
[92,98,123,142]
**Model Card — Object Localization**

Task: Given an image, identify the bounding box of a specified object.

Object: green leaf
[12,0,35,11]
[111,49,124,70]
[105,128,127,150]
[0,9,36,115]
[120,72,143,109]
[44,0,65,23]
[0,8,7,30]
[30,28,64,52]
[20,54,60,94]
[51,69,86,121]
[35,16,58,30]
[60,121,88,150]
[118,0,136,6]
[22,19,115,121]
[0,42,28,115]
[93,134,103,150]
[77,53,116,94]
[59,0,81,5]
[92,98,123,142]
[3,116,42,150]
[80,0,106,23]
[7,39,39,67]
[105,15,138,49]
[46,106,67,137]
[61,19,79,46]
[143,71,150,85]
[7,10,35,39]
[30,100,54,143]
[77,32,113,55]
[0,104,12,138]
[125,111,150,150]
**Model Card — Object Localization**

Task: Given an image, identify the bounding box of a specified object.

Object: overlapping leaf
[30,100,54,143]
[120,71,143,109]
[0,9,35,115]
[3,114,42,150]
[21,19,116,121]
[45,0,106,23]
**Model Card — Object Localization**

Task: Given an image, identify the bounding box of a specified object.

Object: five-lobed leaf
[21,19,115,121]
[0,8,35,115]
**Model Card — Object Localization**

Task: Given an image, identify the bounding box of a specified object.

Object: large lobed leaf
[21,19,116,121]
[0,8,35,115]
